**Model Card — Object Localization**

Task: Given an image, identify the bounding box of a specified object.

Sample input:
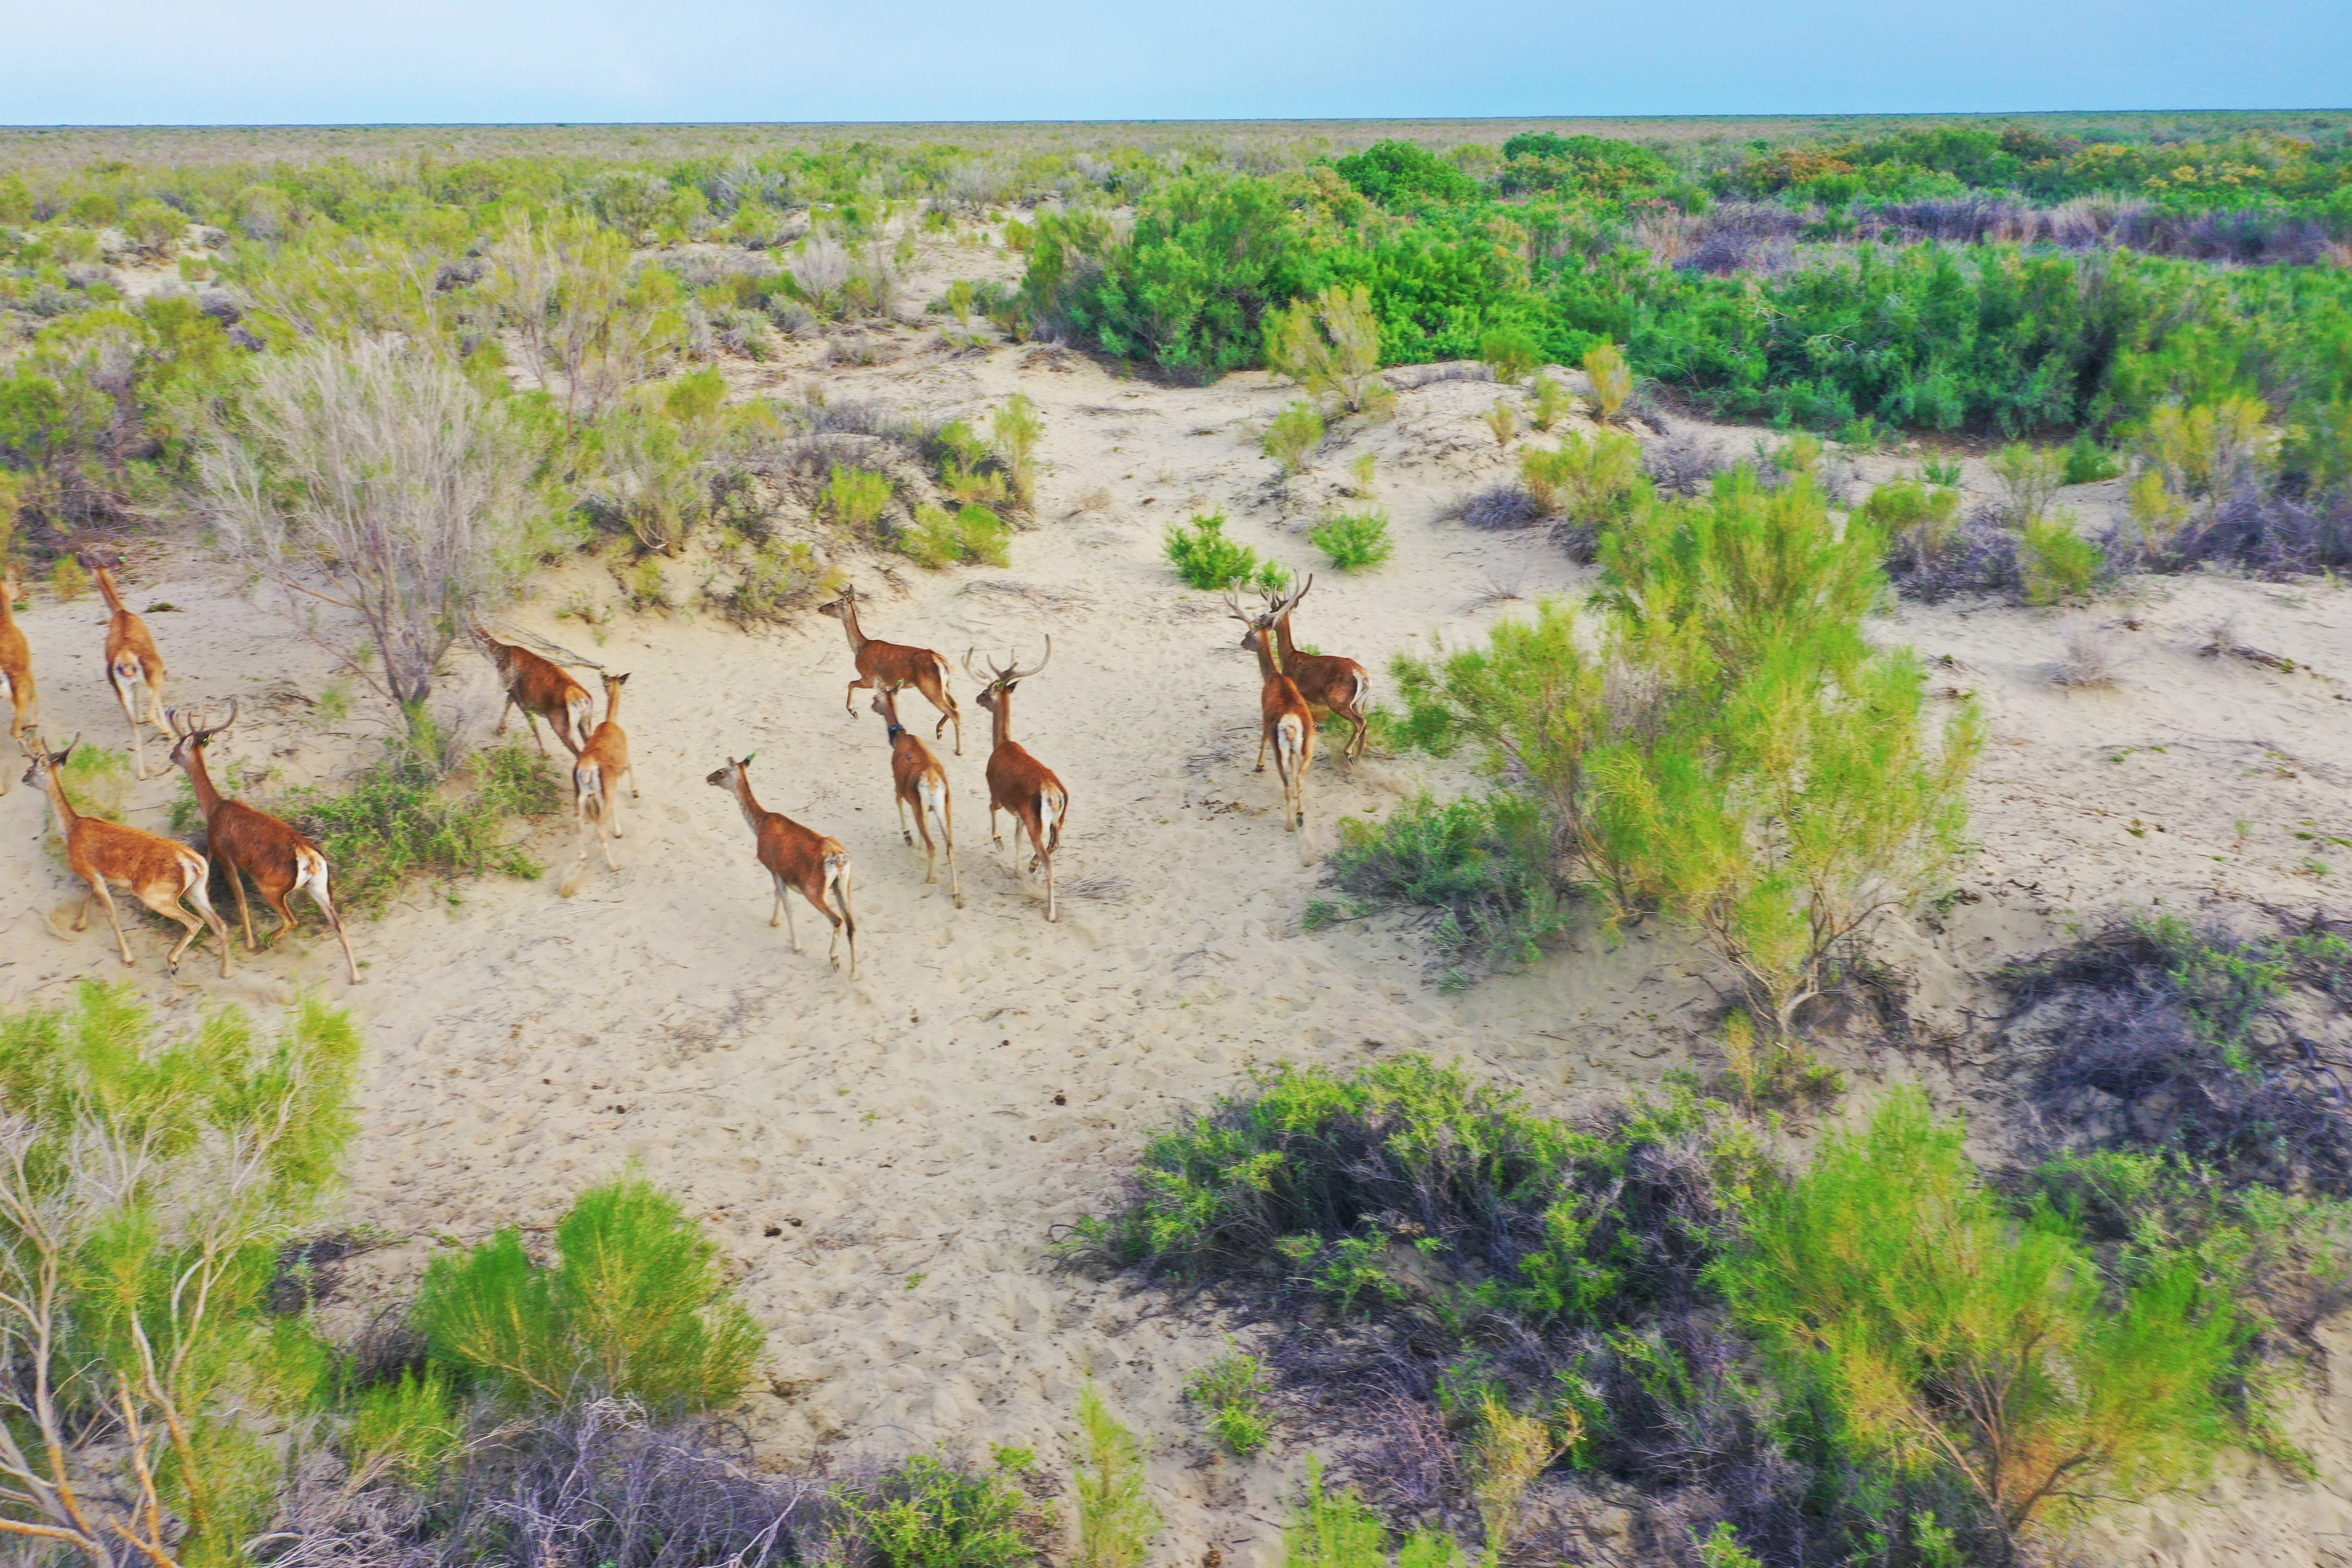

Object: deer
[705,754,858,977]
[82,550,168,778]
[475,622,594,756]
[1226,583,1315,842]
[1259,574,1370,765]
[0,567,34,790]
[871,684,961,906]
[818,582,962,755]
[965,643,1068,922]
[166,701,361,984]
[569,671,640,879]
[21,732,233,978]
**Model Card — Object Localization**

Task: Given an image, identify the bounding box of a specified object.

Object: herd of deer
[0,556,1366,989]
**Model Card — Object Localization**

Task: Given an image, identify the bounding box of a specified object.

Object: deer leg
[939,790,962,908]
[1042,845,1057,923]
[261,879,301,946]
[142,888,208,974]
[229,862,259,949]
[843,676,869,717]
[112,671,146,778]
[774,873,801,952]
[626,764,640,801]
[525,711,549,756]
[186,878,234,978]
[496,693,514,734]
[933,698,961,758]
[1254,723,1269,774]
[597,801,619,871]
[88,880,135,965]
[306,873,362,984]
[144,668,169,736]
[895,791,913,847]
[829,864,857,978]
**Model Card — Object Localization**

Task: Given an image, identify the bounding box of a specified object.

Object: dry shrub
[2049,621,2130,688]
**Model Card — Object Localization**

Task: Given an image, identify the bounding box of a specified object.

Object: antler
[962,647,1003,683]
[1268,574,1312,620]
[1001,637,1052,683]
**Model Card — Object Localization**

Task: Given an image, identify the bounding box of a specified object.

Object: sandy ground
[7,240,2352,1564]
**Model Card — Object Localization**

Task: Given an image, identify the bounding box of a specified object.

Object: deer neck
[0,588,18,637]
[1274,615,1304,666]
[1250,634,1287,684]
[600,685,624,729]
[182,746,228,817]
[92,564,127,616]
[33,761,78,833]
[730,772,767,833]
[988,690,1015,752]
[837,602,869,654]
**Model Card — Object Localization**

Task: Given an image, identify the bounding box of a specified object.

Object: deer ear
[741,753,756,765]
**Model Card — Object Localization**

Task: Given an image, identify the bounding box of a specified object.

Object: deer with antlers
[1259,574,1370,764]
[705,754,858,977]
[965,643,1067,922]
[569,671,640,879]
[82,550,169,778]
[167,701,361,983]
[21,732,233,978]
[0,567,33,790]
[1226,582,1316,842]
[871,684,960,906]
[819,582,962,755]
[476,623,594,756]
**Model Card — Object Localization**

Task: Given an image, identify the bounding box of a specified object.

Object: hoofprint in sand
[7,311,2352,1563]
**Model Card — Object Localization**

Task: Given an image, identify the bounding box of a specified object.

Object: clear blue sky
[7,0,2348,125]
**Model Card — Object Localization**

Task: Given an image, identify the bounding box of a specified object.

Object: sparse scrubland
[5,112,2352,1568]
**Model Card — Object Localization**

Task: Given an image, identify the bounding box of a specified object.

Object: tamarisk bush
[1265,285,1391,416]
[0,983,362,1568]
[1385,466,1981,1024]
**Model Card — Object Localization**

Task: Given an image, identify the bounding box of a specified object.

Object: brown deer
[570,672,639,878]
[21,733,233,978]
[0,567,34,790]
[166,701,361,984]
[705,754,858,977]
[83,550,168,778]
[1227,584,1315,842]
[871,684,960,906]
[965,643,1068,922]
[476,623,594,756]
[818,582,962,755]
[1260,574,1370,764]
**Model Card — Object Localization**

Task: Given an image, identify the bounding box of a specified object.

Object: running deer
[21,732,233,978]
[476,623,594,756]
[83,550,168,778]
[1226,584,1315,842]
[570,672,640,879]
[965,643,1068,922]
[818,582,962,755]
[167,701,361,983]
[705,754,858,977]
[871,684,960,906]
[1260,574,1370,764]
[0,568,34,790]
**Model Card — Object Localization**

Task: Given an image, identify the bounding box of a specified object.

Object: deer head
[963,640,1051,714]
[165,698,239,770]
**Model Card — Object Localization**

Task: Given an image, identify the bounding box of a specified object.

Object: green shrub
[1920,454,1965,487]
[1529,375,1574,432]
[1715,1089,2251,1547]
[1073,1381,1160,1568]
[2021,512,2104,605]
[1582,341,1632,422]
[1479,326,1542,386]
[1264,400,1326,474]
[1266,285,1390,415]
[1990,441,2064,523]
[1309,509,1394,570]
[1184,1347,1272,1456]
[1856,476,1962,573]
[903,503,1012,570]
[414,1170,763,1412]
[837,1448,1053,1568]
[1519,428,1647,527]
[715,539,840,625]
[348,1370,461,1485]
[284,728,563,909]
[1164,511,1287,592]
[823,466,896,533]
[2063,431,2125,484]
[0,983,362,1565]
[991,393,1044,506]
[1323,792,1566,978]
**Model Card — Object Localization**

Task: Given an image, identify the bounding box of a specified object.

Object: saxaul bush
[1265,284,1393,416]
